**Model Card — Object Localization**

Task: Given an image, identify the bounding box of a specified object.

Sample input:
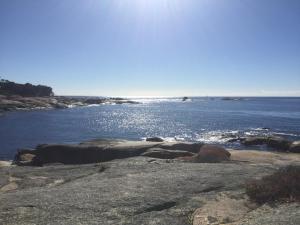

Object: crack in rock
[136,201,177,214]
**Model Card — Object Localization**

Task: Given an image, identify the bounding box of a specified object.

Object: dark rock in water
[242,136,292,152]
[182,96,189,101]
[84,98,105,104]
[289,141,300,153]
[195,145,231,163]
[142,148,194,159]
[242,137,268,146]
[146,137,164,142]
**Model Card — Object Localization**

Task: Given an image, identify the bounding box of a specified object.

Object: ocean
[1,97,300,159]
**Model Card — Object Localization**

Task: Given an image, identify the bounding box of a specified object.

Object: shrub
[246,165,300,204]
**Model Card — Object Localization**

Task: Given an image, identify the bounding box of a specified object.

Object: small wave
[271,132,300,137]
[251,127,270,131]
[195,130,242,144]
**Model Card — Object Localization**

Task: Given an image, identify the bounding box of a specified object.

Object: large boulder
[196,145,231,163]
[141,148,194,159]
[289,141,300,153]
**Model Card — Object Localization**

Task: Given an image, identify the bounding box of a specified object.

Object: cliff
[0,79,53,97]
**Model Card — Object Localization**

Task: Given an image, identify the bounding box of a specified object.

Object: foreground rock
[1,144,300,225]
[14,140,204,166]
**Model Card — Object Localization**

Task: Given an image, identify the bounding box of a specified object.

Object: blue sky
[1,0,300,96]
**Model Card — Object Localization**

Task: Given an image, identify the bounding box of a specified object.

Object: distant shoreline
[0,95,140,113]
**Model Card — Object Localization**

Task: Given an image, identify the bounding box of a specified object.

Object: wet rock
[242,136,291,151]
[146,137,164,142]
[289,141,300,153]
[242,137,268,146]
[142,148,195,159]
[196,145,231,163]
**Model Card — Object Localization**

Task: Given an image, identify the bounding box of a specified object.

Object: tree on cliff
[0,79,54,97]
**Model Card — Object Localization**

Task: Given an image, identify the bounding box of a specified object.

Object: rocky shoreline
[1,139,299,224]
[0,95,139,113]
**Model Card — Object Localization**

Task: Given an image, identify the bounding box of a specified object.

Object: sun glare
[113,0,187,17]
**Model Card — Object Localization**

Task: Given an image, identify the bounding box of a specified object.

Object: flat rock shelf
[0,140,300,225]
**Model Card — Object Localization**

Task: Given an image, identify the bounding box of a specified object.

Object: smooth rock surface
[141,148,195,159]
[2,141,300,225]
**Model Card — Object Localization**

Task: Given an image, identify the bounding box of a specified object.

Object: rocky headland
[0,79,139,113]
[1,139,299,225]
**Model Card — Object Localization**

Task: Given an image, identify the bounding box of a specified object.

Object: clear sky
[1,0,300,97]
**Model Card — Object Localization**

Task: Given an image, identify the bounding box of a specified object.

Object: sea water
[0,97,300,159]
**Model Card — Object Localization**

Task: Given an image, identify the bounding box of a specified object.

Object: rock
[141,148,195,159]
[2,147,298,225]
[19,153,36,162]
[53,103,68,109]
[242,137,268,146]
[193,194,250,225]
[182,96,188,101]
[15,144,149,166]
[14,141,205,166]
[196,145,231,163]
[266,136,290,151]
[0,90,140,112]
[0,79,53,97]
[84,98,105,104]
[3,140,300,224]
[242,136,291,151]
[289,141,300,153]
[146,137,164,142]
